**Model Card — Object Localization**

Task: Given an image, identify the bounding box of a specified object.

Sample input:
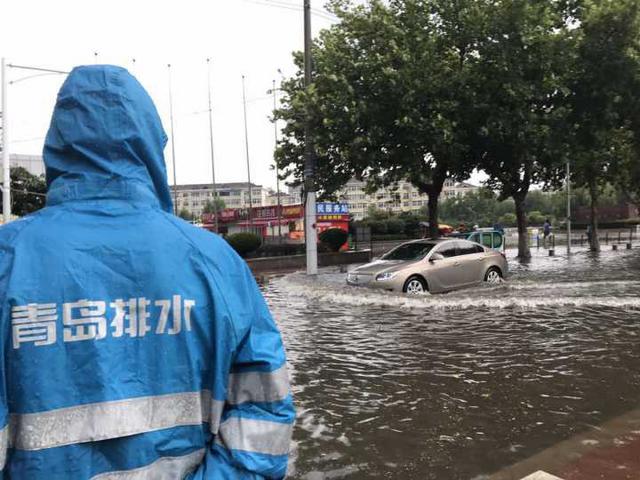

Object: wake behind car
[347,238,508,294]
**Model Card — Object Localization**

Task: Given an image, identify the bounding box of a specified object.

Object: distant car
[450,228,505,252]
[346,238,508,294]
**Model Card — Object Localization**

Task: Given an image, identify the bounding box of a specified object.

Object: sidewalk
[490,407,640,480]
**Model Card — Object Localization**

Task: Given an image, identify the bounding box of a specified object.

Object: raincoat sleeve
[0,244,12,476]
[188,261,295,480]
[0,332,7,479]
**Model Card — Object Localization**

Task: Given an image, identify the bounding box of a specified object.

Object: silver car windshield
[382,242,437,261]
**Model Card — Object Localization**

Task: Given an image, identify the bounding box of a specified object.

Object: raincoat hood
[44,65,173,212]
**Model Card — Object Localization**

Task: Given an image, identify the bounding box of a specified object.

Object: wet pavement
[262,247,640,480]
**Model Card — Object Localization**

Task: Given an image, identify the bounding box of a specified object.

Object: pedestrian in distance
[0,65,294,479]
[543,218,552,248]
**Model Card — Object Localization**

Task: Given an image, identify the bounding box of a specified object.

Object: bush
[403,219,421,237]
[574,218,640,229]
[528,210,549,226]
[498,213,517,227]
[319,228,349,252]
[367,220,388,235]
[253,243,305,258]
[371,233,409,241]
[386,218,406,235]
[226,232,262,257]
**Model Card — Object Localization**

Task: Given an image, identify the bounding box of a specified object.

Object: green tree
[498,212,517,227]
[0,167,47,217]
[203,198,226,214]
[615,154,640,207]
[365,206,390,221]
[438,188,515,228]
[178,209,194,222]
[471,0,576,259]
[567,0,640,250]
[276,0,484,238]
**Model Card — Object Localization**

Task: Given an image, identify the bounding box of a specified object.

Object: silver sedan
[346,238,508,294]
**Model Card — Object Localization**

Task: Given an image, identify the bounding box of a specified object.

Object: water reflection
[264,248,640,479]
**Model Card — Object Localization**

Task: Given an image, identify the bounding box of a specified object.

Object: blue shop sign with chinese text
[316,203,349,215]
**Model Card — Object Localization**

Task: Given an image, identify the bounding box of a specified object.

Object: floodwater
[263,247,640,479]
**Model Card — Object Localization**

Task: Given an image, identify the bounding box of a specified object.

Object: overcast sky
[1,0,339,191]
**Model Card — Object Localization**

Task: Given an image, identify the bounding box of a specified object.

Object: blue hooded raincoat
[0,65,295,479]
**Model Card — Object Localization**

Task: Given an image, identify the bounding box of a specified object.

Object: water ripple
[267,248,640,479]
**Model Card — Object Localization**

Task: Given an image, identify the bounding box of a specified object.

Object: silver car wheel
[486,269,502,284]
[406,279,426,294]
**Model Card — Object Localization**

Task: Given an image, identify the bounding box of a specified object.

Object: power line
[185,94,273,116]
[12,190,46,197]
[242,0,338,21]
[10,136,45,144]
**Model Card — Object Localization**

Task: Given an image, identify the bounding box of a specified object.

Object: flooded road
[263,248,640,479]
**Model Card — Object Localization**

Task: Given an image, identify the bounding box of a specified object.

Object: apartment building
[174,182,267,219]
[264,188,302,207]
[337,178,478,220]
[177,178,477,220]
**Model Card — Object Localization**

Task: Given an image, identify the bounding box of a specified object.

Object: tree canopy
[0,167,47,217]
[276,0,640,256]
[566,0,640,250]
[276,0,485,238]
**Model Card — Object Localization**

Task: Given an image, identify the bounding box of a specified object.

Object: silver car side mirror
[429,253,445,262]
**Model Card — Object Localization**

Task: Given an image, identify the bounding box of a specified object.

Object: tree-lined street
[275,0,640,259]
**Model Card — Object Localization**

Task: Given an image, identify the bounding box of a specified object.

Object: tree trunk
[427,193,440,238]
[514,194,531,260]
[588,182,600,252]
[425,173,447,238]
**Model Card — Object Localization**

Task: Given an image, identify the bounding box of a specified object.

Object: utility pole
[1,58,10,224]
[273,79,283,242]
[0,61,68,225]
[242,75,254,231]
[304,0,318,275]
[167,64,178,216]
[206,58,219,233]
[566,161,572,255]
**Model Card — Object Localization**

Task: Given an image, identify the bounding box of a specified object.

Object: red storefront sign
[202,205,304,225]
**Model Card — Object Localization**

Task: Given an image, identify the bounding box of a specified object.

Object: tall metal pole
[566,161,572,255]
[242,75,254,231]
[167,64,178,216]
[304,0,318,275]
[1,58,11,224]
[206,58,219,233]
[273,79,283,242]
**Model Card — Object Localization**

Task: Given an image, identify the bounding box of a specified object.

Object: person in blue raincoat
[0,65,295,479]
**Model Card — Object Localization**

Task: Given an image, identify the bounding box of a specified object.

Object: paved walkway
[490,407,640,480]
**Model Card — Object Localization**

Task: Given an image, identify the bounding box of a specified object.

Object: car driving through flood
[346,238,508,294]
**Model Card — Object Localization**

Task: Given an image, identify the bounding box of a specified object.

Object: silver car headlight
[375,272,397,281]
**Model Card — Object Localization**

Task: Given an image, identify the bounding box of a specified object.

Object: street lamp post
[206,59,219,233]
[303,0,318,275]
[566,161,572,255]
[167,64,178,216]
[241,75,254,232]
[1,60,68,224]
[1,58,10,224]
[272,79,283,242]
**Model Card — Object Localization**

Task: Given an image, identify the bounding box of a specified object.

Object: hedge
[319,228,349,252]
[226,232,262,257]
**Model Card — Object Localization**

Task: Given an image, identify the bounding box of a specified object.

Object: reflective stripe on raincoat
[0,65,294,479]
